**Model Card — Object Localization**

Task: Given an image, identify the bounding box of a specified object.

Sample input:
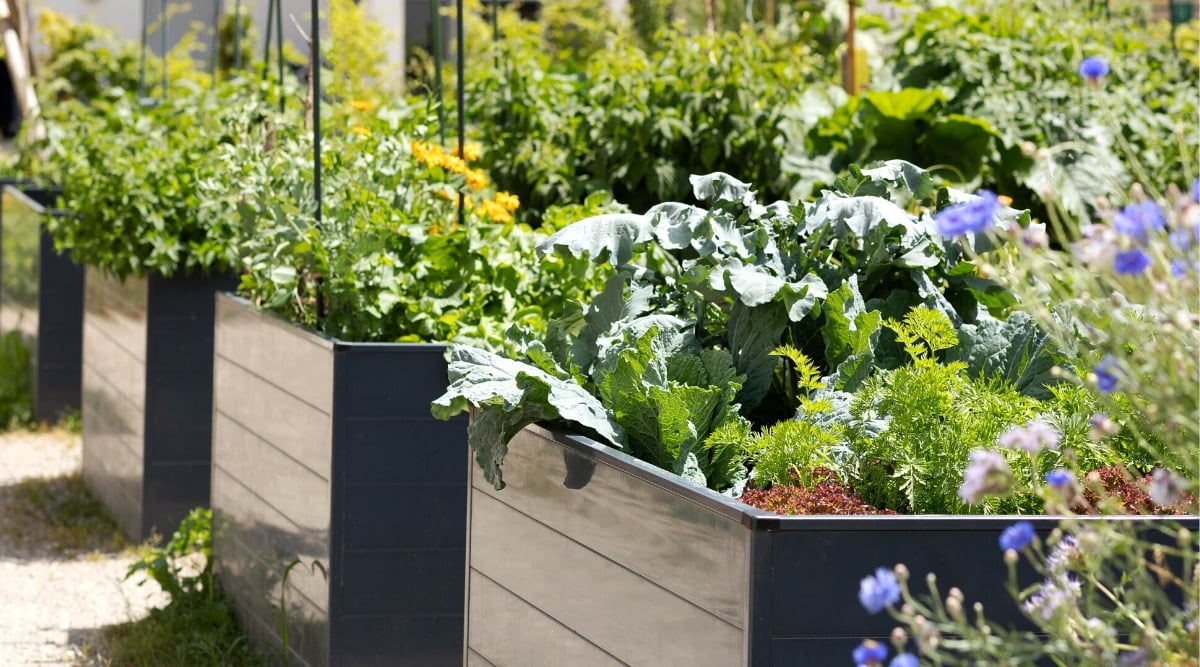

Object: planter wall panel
[466,425,1200,666]
[467,435,748,667]
[82,269,236,540]
[212,295,467,667]
[0,186,84,422]
[466,571,623,667]
[470,433,749,626]
[213,359,332,478]
[82,269,147,538]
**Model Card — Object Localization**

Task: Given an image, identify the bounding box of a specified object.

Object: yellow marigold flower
[465,169,489,190]
[455,141,482,162]
[479,200,513,223]
[438,154,468,174]
[350,99,373,112]
[351,125,372,137]
[436,188,455,201]
[496,191,520,211]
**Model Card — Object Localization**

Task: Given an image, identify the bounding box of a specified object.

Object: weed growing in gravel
[84,509,268,667]
[0,471,125,555]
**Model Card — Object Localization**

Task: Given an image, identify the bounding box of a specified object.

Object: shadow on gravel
[0,471,127,558]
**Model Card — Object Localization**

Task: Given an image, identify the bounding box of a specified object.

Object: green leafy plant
[434,163,1046,494]
[466,28,820,217]
[29,78,288,279]
[226,104,614,348]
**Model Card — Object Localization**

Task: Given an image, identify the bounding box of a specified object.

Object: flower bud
[1020,141,1037,157]
[891,627,908,646]
[1004,549,1019,566]
[945,595,963,620]
[894,564,909,581]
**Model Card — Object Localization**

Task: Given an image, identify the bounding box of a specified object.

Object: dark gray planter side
[211,294,466,667]
[82,268,237,540]
[0,184,83,422]
[466,424,1199,667]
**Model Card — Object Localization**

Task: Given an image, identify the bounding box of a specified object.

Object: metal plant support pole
[312,0,324,323]
[234,0,243,70]
[138,0,149,98]
[137,0,169,100]
[432,0,446,144]
[211,0,222,86]
[457,0,466,229]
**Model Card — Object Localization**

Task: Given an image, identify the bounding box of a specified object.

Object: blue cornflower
[1045,470,1074,488]
[853,640,889,666]
[1093,356,1121,394]
[1192,177,1199,203]
[890,654,919,667]
[1079,56,1109,80]
[999,521,1036,551]
[1172,259,1189,277]
[858,568,901,614]
[1113,248,1151,275]
[1112,201,1165,242]
[1169,227,1193,252]
[936,191,1000,236]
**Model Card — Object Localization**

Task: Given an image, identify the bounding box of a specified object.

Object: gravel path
[0,430,167,666]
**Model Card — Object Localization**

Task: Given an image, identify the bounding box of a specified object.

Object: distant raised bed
[211,294,466,667]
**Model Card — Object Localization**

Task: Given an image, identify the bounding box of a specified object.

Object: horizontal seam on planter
[336,612,464,620]
[212,468,330,564]
[219,542,330,616]
[469,568,632,667]
[215,353,331,415]
[342,547,465,554]
[342,481,467,488]
[474,489,746,632]
[216,410,331,483]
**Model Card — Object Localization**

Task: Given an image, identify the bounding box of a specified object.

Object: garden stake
[311,0,324,324]
[457,0,466,230]
[432,0,446,144]
[234,0,243,71]
[210,0,221,87]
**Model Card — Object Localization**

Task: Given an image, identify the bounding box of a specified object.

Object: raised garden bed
[210,294,466,667]
[464,423,1197,667]
[81,267,236,540]
[0,183,84,422]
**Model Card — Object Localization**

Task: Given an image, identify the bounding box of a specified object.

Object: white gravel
[0,430,168,666]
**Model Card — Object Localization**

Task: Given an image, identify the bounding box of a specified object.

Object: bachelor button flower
[889,654,919,667]
[859,568,902,614]
[999,521,1036,551]
[1113,248,1151,275]
[1171,259,1189,277]
[1045,470,1074,488]
[936,190,1000,236]
[1092,356,1121,394]
[1089,412,1118,439]
[959,449,1015,504]
[1148,467,1185,506]
[1192,177,1199,203]
[1112,200,1165,242]
[853,639,889,666]
[998,419,1060,454]
[1078,56,1109,81]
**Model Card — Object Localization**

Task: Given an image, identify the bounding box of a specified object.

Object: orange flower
[437,154,468,174]
[350,99,373,111]
[465,169,489,190]
[496,191,520,211]
[997,194,1014,207]
[351,125,372,137]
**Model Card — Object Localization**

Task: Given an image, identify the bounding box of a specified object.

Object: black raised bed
[0,184,83,422]
[464,423,1197,666]
[210,294,466,667]
[81,267,237,540]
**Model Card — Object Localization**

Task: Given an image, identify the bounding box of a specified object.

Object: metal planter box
[210,294,466,667]
[0,184,83,422]
[82,267,237,540]
[465,424,1194,667]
